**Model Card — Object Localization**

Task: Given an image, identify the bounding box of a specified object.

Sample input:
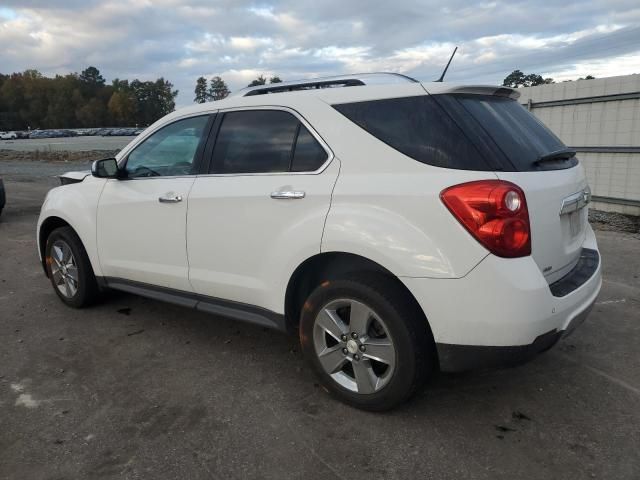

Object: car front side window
[125,115,210,178]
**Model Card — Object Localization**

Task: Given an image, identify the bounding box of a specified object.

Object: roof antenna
[435,46,458,82]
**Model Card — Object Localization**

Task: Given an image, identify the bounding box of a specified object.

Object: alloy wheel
[313,298,396,394]
[50,240,79,298]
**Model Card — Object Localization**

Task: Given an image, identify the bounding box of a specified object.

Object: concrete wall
[518,74,640,216]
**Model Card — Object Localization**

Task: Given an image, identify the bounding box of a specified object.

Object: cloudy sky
[1,0,639,106]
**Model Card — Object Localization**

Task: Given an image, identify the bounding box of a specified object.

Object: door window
[125,115,209,177]
[210,110,328,173]
[291,125,328,172]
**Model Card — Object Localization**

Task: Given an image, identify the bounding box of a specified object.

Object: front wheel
[299,275,435,411]
[45,226,99,308]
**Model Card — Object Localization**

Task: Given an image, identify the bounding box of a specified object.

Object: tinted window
[126,115,209,177]
[212,110,298,173]
[291,125,328,172]
[453,95,570,171]
[334,95,490,170]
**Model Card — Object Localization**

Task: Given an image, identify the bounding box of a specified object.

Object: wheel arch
[284,251,436,351]
[38,216,77,276]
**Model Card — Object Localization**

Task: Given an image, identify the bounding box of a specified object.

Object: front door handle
[158,194,183,203]
[270,191,306,200]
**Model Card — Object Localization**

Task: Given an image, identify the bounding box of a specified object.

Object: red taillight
[440,180,531,258]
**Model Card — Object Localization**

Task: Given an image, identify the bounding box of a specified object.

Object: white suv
[37,73,601,410]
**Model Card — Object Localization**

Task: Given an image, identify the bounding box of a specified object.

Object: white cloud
[0,0,638,106]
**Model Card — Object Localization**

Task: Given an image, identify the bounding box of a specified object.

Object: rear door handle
[158,195,183,203]
[270,191,306,200]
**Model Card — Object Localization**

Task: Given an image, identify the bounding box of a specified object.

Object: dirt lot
[1,159,639,479]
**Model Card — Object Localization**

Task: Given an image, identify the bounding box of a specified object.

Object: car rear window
[334,94,574,172]
[450,94,570,171]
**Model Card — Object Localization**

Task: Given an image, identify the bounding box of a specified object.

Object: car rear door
[186,108,338,313]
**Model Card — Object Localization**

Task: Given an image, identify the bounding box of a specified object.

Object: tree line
[502,69,596,88]
[193,74,282,103]
[0,66,178,131]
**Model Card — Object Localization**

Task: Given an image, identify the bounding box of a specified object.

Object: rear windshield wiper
[533,148,576,166]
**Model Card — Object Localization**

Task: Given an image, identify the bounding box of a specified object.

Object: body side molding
[101,277,287,332]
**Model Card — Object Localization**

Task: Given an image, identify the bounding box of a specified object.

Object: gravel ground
[589,209,640,236]
[0,149,119,163]
[0,155,639,479]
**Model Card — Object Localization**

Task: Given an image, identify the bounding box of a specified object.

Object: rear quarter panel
[308,98,494,278]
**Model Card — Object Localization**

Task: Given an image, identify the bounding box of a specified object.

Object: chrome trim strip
[560,186,591,215]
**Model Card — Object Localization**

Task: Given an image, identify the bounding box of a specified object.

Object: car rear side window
[333,95,490,170]
[291,125,328,172]
[211,110,298,174]
[210,110,328,174]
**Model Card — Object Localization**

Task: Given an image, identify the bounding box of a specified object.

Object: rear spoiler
[422,83,520,100]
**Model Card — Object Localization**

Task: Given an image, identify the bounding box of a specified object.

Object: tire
[45,226,99,308]
[299,274,435,411]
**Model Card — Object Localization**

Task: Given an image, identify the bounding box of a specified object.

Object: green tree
[207,76,229,101]
[194,76,208,103]
[79,66,105,88]
[0,67,177,129]
[108,91,136,126]
[248,75,267,87]
[0,73,27,129]
[76,97,107,127]
[269,76,282,83]
[44,74,78,128]
[502,69,525,87]
[130,78,177,126]
[503,70,554,88]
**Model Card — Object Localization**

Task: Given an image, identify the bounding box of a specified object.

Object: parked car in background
[28,130,49,139]
[0,177,5,216]
[37,73,601,411]
[0,131,18,140]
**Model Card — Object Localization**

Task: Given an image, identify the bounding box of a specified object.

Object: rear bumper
[402,224,602,372]
[435,298,595,371]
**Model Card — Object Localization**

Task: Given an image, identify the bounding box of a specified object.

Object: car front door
[187,108,339,314]
[97,114,213,291]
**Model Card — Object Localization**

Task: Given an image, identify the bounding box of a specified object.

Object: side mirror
[91,158,120,178]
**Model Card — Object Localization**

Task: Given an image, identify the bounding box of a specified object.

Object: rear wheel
[300,274,435,411]
[45,226,99,308]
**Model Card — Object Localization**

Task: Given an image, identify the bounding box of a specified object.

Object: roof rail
[231,72,418,97]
